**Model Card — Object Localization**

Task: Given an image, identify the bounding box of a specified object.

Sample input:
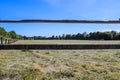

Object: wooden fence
[1,19,120,49]
[0,44,120,50]
[0,19,120,24]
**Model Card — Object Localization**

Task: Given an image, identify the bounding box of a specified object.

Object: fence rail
[1,19,120,24]
[1,19,120,49]
[0,44,120,50]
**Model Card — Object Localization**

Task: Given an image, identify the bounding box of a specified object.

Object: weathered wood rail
[1,19,120,49]
[1,19,120,24]
[0,44,120,50]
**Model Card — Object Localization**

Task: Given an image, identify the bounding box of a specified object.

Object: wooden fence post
[8,39,10,44]
[0,37,3,44]
[5,39,7,44]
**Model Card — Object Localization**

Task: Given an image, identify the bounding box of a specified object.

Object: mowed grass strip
[0,49,120,80]
[13,40,120,44]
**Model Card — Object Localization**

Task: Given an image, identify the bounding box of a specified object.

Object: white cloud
[101,29,120,32]
[101,25,120,32]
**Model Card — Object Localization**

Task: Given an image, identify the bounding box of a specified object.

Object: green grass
[13,40,120,44]
[0,49,120,80]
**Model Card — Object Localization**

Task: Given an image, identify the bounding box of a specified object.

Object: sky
[0,0,120,36]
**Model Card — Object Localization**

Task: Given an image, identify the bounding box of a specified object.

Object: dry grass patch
[0,49,120,80]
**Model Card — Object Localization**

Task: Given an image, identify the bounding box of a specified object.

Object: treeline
[1,26,120,40]
[0,27,22,39]
[24,31,120,40]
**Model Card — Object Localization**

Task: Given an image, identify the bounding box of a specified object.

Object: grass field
[13,40,120,44]
[0,40,120,80]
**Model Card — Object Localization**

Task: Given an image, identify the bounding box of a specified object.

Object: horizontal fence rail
[1,44,120,50]
[1,19,120,24]
[1,19,120,49]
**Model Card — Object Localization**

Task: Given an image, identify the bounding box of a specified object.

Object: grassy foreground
[0,49,120,80]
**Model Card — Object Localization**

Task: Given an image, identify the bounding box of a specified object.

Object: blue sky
[0,0,120,36]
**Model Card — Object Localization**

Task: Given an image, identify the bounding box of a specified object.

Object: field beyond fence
[1,40,120,50]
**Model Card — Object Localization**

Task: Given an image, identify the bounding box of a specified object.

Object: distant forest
[1,26,120,40]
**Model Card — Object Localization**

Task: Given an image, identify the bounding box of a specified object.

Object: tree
[9,31,17,39]
[5,32,11,38]
[0,27,7,36]
[61,34,66,39]
[51,35,55,39]
[16,35,23,39]
[65,34,72,39]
